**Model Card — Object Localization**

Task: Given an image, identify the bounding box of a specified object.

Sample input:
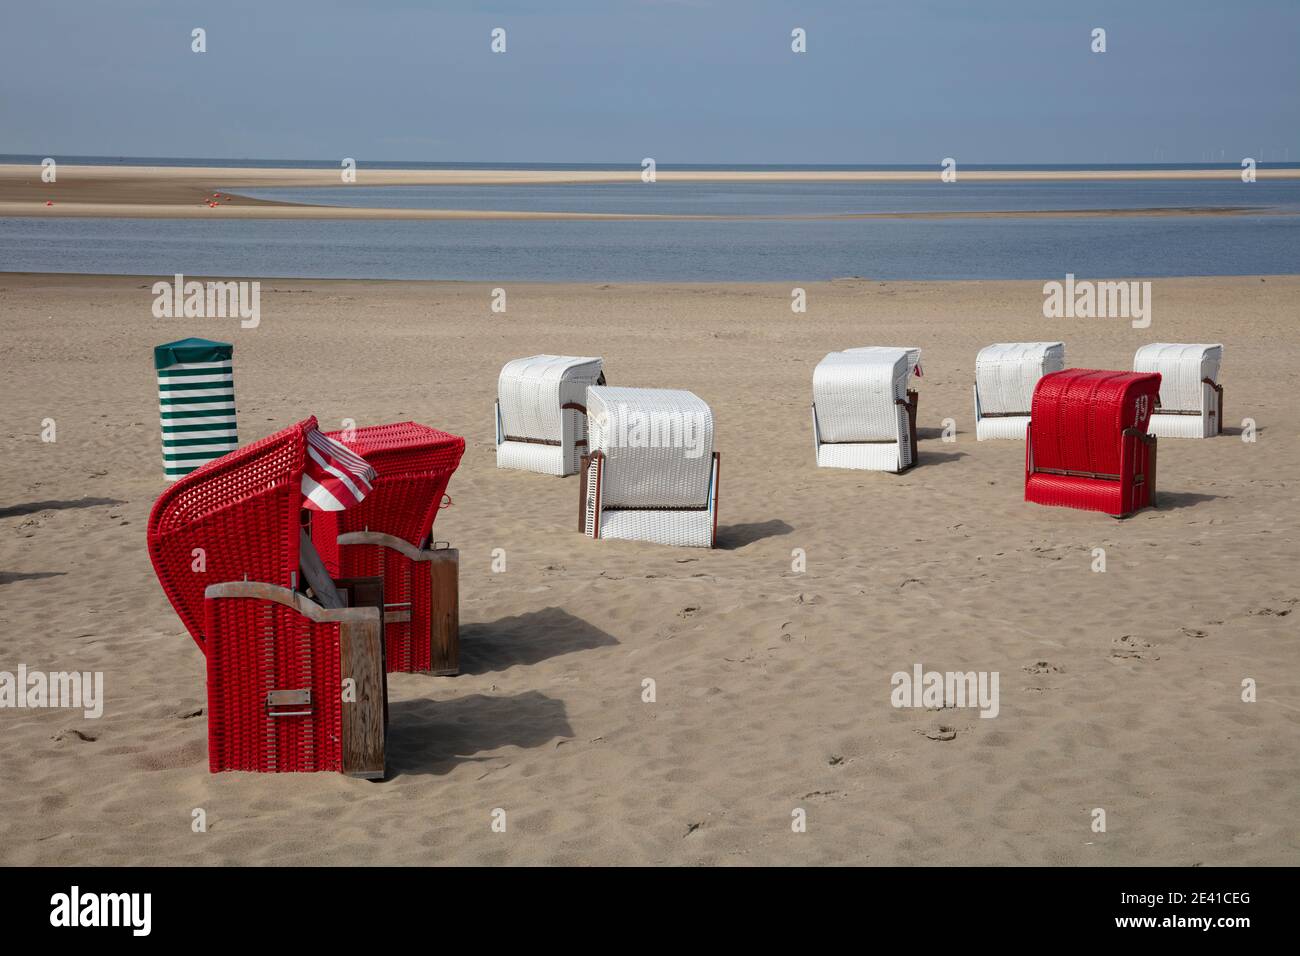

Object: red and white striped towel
[302,426,376,512]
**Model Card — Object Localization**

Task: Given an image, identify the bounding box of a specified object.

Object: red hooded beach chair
[147,417,388,777]
[1025,369,1161,518]
[311,422,466,675]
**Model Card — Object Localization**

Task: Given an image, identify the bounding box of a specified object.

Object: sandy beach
[2,163,1295,220]
[1,271,1296,866]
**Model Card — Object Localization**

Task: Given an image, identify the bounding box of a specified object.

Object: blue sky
[2,0,1297,164]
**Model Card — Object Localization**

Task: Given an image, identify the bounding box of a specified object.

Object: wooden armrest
[337,530,454,563]
[203,581,380,625]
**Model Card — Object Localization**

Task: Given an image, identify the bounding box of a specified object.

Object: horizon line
[3,154,1297,171]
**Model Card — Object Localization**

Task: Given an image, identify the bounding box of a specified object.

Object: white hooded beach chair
[845,346,923,380]
[1133,343,1223,438]
[580,386,719,548]
[973,342,1065,440]
[811,347,920,472]
[495,355,605,475]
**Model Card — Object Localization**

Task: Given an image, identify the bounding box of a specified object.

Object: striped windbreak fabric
[155,338,237,481]
[301,426,376,512]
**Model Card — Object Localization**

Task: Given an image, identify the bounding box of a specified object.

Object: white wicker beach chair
[844,346,922,378]
[973,342,1065,440]
[580,386,719,548]
[495,355,605,475]
[1133,343,1223,438]
[811,347,920,472]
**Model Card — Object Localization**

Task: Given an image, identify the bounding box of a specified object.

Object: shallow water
[3,177,1298,281]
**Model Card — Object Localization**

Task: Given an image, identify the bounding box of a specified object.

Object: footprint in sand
[1023,661,1066,675]
[53,728,97,742]
[1111,635,1159,661]
[1248,601,1295,617]
[778,621,803,643]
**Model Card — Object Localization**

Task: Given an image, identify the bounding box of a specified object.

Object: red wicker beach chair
[147,417,387,776]
[311,422,466,675]
[1025,369,1161,518]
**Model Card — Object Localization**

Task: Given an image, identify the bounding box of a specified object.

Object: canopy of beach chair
[147,416,377,651]
[1025,369,1161,516]
[974,342,1066,440]
[975,342,1065,415]
[582,385,719,547]
[813,348,914,444]
[1133,343,1225,439]
[1030,370,1159,476]
[586,386,715,508]
[496,354,605,476]
[843,345,923,380]
[319,421,465,546]
[1134,343,1222,412]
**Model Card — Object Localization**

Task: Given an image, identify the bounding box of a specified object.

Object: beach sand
[0,272,1296,865]
[1,163,1295,220]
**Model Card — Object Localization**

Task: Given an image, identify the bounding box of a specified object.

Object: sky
[2,0,1297,165]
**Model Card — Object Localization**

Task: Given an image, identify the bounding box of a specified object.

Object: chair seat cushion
[1025,472,1125,515]
[497,440,569,475]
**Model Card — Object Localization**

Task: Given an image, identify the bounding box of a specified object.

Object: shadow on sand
[917,426,957,440]
[387,690,573,777]
[0,571,67,586]
[0,497,127,519]
[458,606,618,676]
[716,518,794,550]
[914,450,969,468]
[1149,491,1222,512]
